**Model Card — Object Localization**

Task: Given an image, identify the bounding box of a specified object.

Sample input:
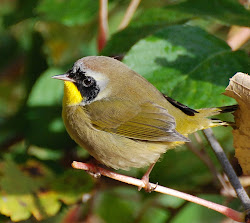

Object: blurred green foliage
[0,0,249,222]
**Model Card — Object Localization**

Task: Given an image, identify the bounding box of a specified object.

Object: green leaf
[157,195,185,209]
[139,207,169,223]
[170,0,250,26]
[0,192,61,221]
[102,25,161,56]
[27,68,64,107]
[3,0,38,27]
[96,189,140,223]
[0,159,61,221]
[51,169,94,205]
[24,105,74,149]
[31,192,61,220]
[123,25,248,108]
[36,0,98,26]
[132,7,193,27]
[150,148,213,191]
[172,195,225,223]
[0,194,32,221]
[103,0,250,56]
[25,68,75,149]
[102,8,193,56]
[0,159,42,194]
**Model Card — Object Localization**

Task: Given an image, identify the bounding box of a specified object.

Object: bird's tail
[196,104,238,128]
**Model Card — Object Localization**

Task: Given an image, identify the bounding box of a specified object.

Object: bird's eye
[83,77,94,87]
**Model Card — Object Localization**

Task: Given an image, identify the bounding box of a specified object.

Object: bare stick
[72,161,244,222]
[118,0,141,30]
[227,26,250,51]
[203,128,250,214]
[98,0,109,52]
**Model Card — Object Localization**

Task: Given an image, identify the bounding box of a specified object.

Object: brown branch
[72,161,244,222]
[118,0,141,30]
[227,26,250,51]
[98,0,109,53]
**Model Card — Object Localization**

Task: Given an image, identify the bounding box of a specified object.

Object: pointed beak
[52,74,75,82]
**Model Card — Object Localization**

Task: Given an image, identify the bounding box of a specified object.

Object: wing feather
[84,99,189,142]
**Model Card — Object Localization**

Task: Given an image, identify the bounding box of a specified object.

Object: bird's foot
[138,175,158,193]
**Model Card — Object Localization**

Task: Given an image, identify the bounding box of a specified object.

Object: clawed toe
[138,177,157,192]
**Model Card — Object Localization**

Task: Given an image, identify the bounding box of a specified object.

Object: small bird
[52,56,236,191]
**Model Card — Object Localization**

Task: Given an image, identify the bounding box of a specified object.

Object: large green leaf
[0,159,42,194]
[96,188,141,223]
[25,68,75,148]
[0,159,93,221]
[36,0,98,26]
[170,0,250,27]
[172,195,225,223]
[102,0,250,57]
[123,25,248,108]
[27,68,64,107]
[0,159,61,221]
[102,8,193,56]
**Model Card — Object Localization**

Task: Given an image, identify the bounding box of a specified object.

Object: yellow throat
[63,81,83,106]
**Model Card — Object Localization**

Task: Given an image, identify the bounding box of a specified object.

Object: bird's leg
[138,162,157,192]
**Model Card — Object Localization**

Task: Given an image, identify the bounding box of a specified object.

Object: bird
[52,56,236,191]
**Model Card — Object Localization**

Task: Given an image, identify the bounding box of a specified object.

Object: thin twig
[227,26,250,51]
[72,161,244,222]
[98,0,109,53]
[118,0,141,30]
[203,128,250,215]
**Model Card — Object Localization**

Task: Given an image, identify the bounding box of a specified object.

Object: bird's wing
[84,99,189,142]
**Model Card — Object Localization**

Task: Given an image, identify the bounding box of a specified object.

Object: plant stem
[72,161,244,222]
[118,0,141,30]
[98,0,109,52]
[227,26,250,51]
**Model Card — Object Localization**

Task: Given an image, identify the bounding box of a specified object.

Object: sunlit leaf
[123,25,248,108]
[170,0,250,26]
[0,159,60,221]
[102,8,193,56]
[27,68,64,107]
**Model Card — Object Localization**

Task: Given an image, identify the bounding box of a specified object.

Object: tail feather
[196,104,238,128]
[217,104,238,113]
[164,94,238,135]
[196,104,238,116]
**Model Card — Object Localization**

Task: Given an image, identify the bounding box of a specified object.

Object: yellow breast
[63,81,83,106]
